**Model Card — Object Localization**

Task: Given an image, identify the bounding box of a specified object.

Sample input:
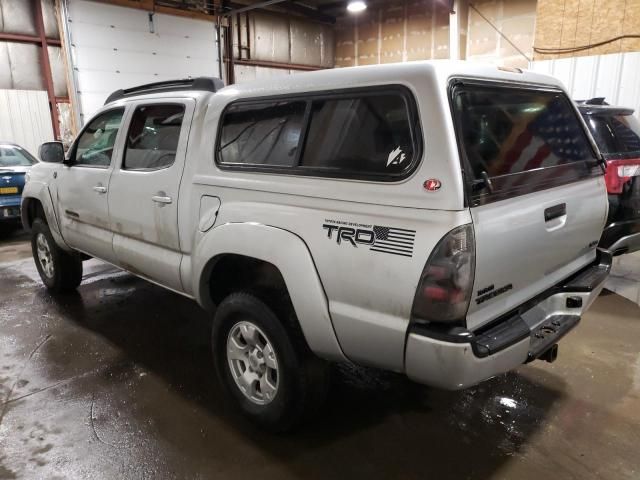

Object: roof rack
[104,77,224,105]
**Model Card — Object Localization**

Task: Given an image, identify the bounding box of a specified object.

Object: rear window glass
[219,101,305,167]
[453,85,597,181]
[216,88,419,180]
[584,113,640,157]
[300,95,414,175]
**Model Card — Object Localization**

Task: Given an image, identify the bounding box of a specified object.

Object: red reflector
[424,179,442,191]
[424,285,449,301]
[605,158,640,194]
[423,285,464,303]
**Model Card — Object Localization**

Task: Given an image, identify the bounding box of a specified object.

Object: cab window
[123,104,185,170]
[219,101,305,167]
[216,86,421,181]
[74,108,125,167]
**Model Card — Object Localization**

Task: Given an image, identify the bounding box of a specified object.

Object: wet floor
[1,232,639,480]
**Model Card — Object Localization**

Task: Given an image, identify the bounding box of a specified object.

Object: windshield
[0,145,37,167]
[583,113,640,158]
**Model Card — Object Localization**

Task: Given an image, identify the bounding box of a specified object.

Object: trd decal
[322,219,415,258]
[476,283,513,305]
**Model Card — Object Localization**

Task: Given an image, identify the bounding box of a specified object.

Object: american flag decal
[370,226,416,257]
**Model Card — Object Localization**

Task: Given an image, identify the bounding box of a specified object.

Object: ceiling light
[347,1,367,13]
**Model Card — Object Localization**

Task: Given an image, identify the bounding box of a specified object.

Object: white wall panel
[0,89,54,155]
[532,52,640,119]
[234,65,298,84]
[66,0,220,123]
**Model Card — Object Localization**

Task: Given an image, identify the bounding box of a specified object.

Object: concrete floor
[1,230,639,480]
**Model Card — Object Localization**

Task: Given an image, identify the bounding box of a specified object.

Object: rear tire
[212,292,329,432]
[31,218,82,292]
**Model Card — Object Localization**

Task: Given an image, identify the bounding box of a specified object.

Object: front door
[108,100,194,291]
[56,108,126,263]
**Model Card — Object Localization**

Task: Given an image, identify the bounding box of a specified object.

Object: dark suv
[578,98,640,255]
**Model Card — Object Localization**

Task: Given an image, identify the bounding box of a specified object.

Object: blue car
[0,142,38,231]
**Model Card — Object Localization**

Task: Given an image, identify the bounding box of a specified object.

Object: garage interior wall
[532,52,640,119]
[334,0,536,68]
[0,89,55,155]
[228,11,334,84]
[334,0,451,67]
[66,0,220,123]
[466,0,536,68]
[0,0,70,148]
[534,0,640,60]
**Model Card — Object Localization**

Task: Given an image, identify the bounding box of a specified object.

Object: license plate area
[0,187,18,194]
[527,314,579,361]
[1,207,20,218]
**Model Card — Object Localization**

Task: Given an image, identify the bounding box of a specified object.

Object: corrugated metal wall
[0,1,67,95]
[532,52,640,118]
[0,89,55,155]
[66,0,220,122]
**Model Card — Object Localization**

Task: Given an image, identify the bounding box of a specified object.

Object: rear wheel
[212,292,329,432]
[31,218,82,292]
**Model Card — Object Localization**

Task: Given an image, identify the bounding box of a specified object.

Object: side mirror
[38,142,65,164]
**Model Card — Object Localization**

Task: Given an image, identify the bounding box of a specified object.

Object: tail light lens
[604,158,640,194]
[411,224,475,324]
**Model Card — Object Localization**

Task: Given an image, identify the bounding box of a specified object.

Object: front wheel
[212,292,329,432]
[31,218,83,292]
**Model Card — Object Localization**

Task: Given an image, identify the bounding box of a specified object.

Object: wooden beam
[288,2,335,24]
[90,0,219,21]
[34,0,61,140]
[223,0,288,16]
[0,32,61,46]
[227,57,327,71]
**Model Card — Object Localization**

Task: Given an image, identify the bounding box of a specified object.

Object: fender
[192,222,348,363]
[21,179,72,252]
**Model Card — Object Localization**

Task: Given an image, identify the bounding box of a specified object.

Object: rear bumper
[405,250,612,390]
[599,220,640,255]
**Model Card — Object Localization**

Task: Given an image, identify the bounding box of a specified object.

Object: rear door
[450,81,608,330]
[108,99,194,291]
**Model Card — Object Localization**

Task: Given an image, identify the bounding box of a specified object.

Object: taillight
[411,224,475,324]
[604,158,640,194]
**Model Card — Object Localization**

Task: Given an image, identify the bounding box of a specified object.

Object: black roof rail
[104,77,224,105]
[582,97,608,106]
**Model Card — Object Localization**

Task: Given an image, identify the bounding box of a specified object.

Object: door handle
[93,185,107,194]
[544,203,567,222]
[152,195,172,204]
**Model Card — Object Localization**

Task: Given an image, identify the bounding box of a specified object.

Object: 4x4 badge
[424,179,442,191]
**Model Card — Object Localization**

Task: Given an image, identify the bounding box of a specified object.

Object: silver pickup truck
[22,61,611,431]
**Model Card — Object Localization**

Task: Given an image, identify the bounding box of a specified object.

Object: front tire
[31,218,82,292]
[212,292,329,432]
